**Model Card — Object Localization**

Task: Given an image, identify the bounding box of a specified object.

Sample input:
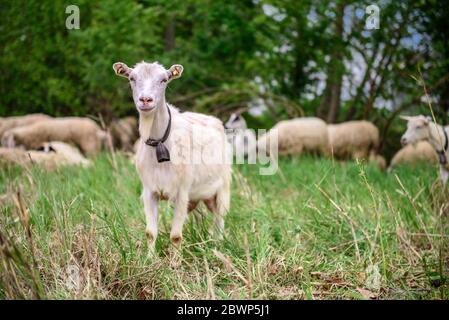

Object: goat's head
[225,113,247,130]
[400,115,432,146]
[113,61,183,114]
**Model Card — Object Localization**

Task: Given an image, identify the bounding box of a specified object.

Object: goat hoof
[170,235,183,247]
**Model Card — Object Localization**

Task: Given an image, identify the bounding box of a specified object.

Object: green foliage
[0,0,262,118]
[0,0,448,156]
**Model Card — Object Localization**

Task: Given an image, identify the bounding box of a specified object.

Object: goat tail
[212,167,232,240]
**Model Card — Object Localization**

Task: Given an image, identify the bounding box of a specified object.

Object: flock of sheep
[225,112,440,171]
[1,60,446,258]
[0,114,138,170]
[0,112,440,172]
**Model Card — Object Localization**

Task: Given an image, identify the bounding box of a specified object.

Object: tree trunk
[344,43,380,121]
[317,1,345,123]
[164,18,176,51]
[317,85,331,119]
[327,73,343,123]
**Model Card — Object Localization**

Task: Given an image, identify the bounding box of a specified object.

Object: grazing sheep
[110,116,139,151]
[0,142,90,170]
[1,117,108,156]
[400,115,449,183]
[257,117,330,156]
[389,141,438,170]
[37,141,92,167]
[113,60,231,257]
[0,113,51,137]
[328,121,379,159]
[224,112,257,160]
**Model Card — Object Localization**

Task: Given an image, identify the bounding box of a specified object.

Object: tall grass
[0,154,447,299]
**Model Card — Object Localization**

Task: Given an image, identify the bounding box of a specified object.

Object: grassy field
[0,153,448,300]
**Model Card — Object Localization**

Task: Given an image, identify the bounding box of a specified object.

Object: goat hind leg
[206,193,229,240]
[169,192,189,267]
[440,166,449,185]
[170,192,189,248]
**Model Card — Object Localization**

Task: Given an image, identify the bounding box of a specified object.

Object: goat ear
[168,64,183,80]
[113,62,132,78]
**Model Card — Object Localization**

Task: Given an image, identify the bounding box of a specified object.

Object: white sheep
[224,112,257,162]
[400,115,449,183]
[328,121,379,160]
[0,113,51,138]
[37,141,92,167]
[257,117,330,156]
[1,117,108,156]
[113,61,231,257]
[389,141,437,170]
[0,141,90,170]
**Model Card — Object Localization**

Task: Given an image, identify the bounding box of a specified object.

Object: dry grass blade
[394,174,433,246]
[203,257,216,300]
[213,249,248,286]
[98,113,118,175]
[244,235,253,300]
[12,190,43,299]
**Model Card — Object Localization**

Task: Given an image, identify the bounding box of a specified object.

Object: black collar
[443,128,448,152]
[437,128,448,165]
[144,104,172,163]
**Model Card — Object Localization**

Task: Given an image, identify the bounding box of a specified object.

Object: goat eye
[129,77,135,82]
[161,79,168,83]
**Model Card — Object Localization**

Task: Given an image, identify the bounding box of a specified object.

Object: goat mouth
[138,105,156,112]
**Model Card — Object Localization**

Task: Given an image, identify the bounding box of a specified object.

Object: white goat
[224,112,257,161]
[113,61,231,256]
[400,115,449,184]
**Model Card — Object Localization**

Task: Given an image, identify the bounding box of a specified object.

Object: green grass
[0,153,448,299]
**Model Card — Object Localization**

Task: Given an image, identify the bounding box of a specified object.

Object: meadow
[0,154,448,299]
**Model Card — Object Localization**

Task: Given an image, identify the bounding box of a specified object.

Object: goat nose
[400,137,407,145]
[139,96,153,103]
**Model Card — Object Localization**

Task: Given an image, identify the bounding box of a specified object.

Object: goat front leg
[440,166,449,185]
[143,188,159,257]
[170,191,189,247]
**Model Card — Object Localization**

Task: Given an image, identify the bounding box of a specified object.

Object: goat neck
[138,98,170,141]
[428,122,448,152]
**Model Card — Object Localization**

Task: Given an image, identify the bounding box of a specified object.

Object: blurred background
[0,0,448,159]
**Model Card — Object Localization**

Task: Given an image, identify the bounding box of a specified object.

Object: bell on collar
[156,141,170,163]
